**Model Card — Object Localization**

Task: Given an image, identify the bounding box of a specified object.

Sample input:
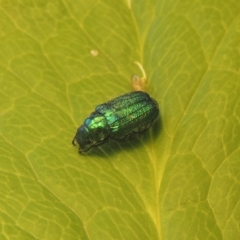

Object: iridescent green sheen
[72,91,159,153]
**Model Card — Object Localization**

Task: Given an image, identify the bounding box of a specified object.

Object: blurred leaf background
[0,0,240,239]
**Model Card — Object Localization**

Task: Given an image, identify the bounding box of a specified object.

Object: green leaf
[0,0,240,239]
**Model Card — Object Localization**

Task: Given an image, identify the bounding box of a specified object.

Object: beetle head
[73,112,109,153]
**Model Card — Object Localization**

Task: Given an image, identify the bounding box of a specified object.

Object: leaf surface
[0,0,240,239]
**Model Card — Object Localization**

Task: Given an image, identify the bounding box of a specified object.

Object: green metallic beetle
[72,91,159,153]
